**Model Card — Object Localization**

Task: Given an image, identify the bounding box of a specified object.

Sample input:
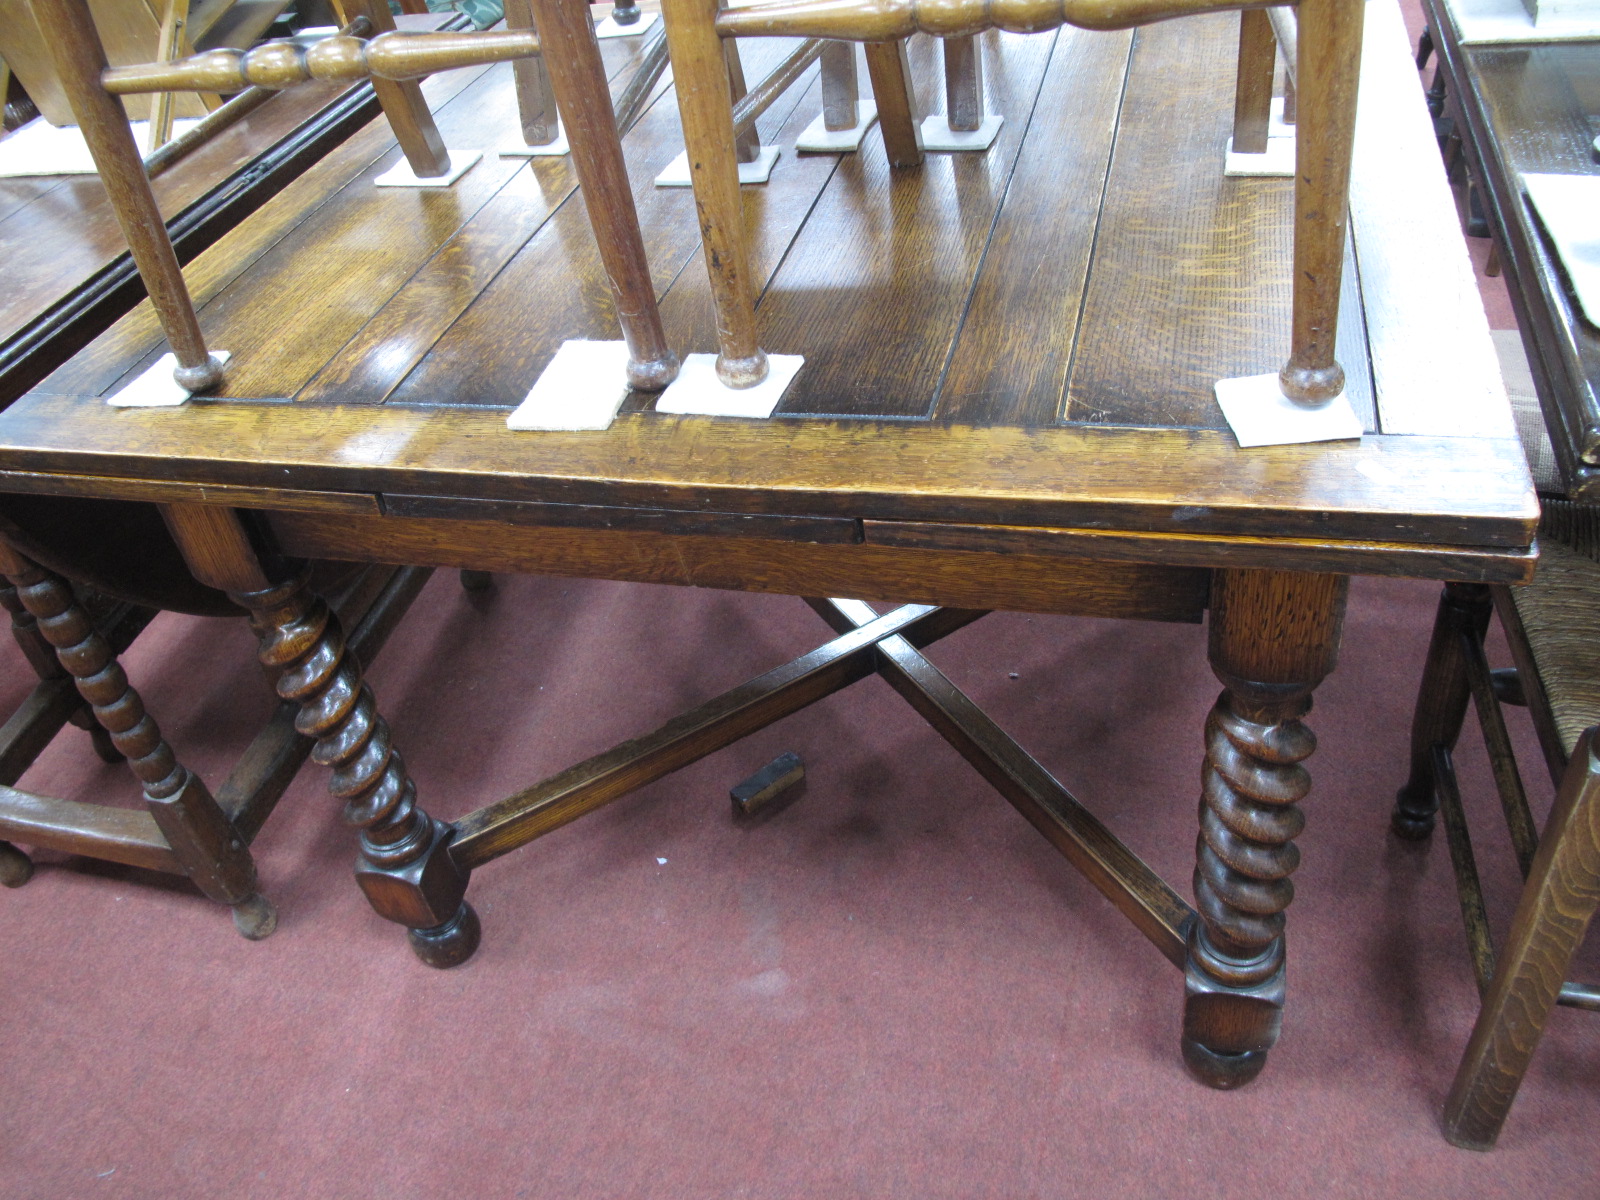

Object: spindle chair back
[660,0,1359,401]
[33,0,679,396]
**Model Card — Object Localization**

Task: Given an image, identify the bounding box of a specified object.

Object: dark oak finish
[0,8,1536,1088]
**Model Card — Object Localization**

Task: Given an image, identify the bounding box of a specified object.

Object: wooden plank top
[0,1,1538,576]
[1426,0,1600,496]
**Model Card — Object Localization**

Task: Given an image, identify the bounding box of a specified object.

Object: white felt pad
[507,340,632,431]
[1224,134,1297,177]
[595,10,659,37]
[796,103,879,152]
[654,353,804,418]
[0,118,202,177]
[656,145,780,187]
[917,113,1003,152]
[374,150,482,188]
[107,351,230,408]
[1524,173,1600,328]
[1215,372,1362,448]
[499,122,570,157]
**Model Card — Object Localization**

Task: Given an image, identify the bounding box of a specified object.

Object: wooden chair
[34,0,679,395]
[659,0,1359,397]
[1393,497,1600,1148]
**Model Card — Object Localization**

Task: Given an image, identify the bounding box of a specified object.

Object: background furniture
[1419,0,1600,497]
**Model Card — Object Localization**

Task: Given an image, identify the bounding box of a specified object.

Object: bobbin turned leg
[1392,583,1492,840]
[1184,569,1347,1087]
[162,504,478,967]
[0,541,272,936]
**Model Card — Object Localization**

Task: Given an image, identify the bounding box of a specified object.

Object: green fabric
[389,0,503,29]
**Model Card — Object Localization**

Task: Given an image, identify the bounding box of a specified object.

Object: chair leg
[531,0,681,391]
[0,541,272,936]
[864,39,923,168]
[1393,583,1494,839]
[661,0,769,387]
[1279,0,1365,405]
[1443,727,1600,1149]
[1231,9,1276,155]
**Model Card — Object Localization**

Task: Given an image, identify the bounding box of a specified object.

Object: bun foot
[407,901,481,969]
[1182,1037,1268,1089]
[459,569,492,593]
[1391,784,1437,840]
[0,841,34,887]
[231,893,278,940]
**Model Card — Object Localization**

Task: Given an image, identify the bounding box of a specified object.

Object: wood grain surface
[0,2,1536,582]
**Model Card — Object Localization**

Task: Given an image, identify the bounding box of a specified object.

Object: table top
[0,0,1539,585]
[1426,0,1600,499]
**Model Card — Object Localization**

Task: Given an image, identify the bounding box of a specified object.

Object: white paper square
[374,150,482,188]
[917,113,1003,152]
[1214,372,1363,448]
[595,10,658,37]
[655,145,780,187]
[1524,173,1600,328]
[796,102,879,152]
[0,117,202,177]
[1224,134,1297,177]
[507,340,632,431]
[107,351,230,408]
[654,352,804,418]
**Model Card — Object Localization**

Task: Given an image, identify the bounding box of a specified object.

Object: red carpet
[2,572,1595,1197]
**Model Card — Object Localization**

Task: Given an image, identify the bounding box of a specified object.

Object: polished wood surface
[2,13,1535,573]
[1423,0,1600,498]
[0,1,1539,1086]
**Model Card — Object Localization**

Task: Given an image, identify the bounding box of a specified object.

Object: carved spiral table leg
[1184,569,1347,1088]
[1392,582,1492,840]
[0,543,273,936]
[231,569,478,967]
[1,578,119,764]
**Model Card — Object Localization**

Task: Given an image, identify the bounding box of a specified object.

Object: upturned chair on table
[1393,499,1600,1149]
[660,0,1358,402]
[36,0,679,395]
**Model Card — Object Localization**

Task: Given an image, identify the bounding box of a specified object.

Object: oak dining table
[0,0,1536,1087]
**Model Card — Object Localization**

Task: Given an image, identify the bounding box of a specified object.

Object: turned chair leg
[1393,583,1493,839]
[1183,569,1347,1088]
[0,543,273,937]
[1279,0,1364,407]
[33,0,225,394]
[662,0,769,388]
[1442,727,1600,1149]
